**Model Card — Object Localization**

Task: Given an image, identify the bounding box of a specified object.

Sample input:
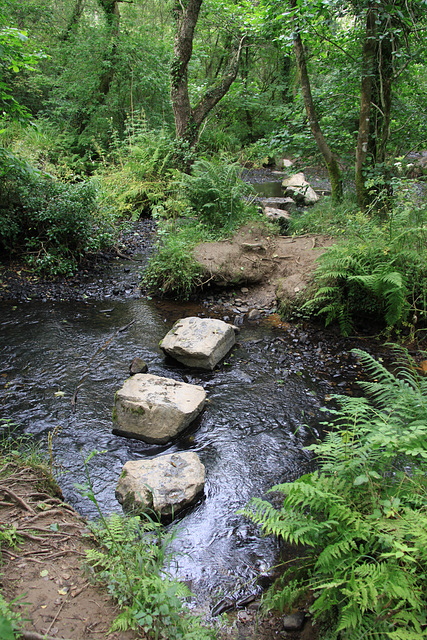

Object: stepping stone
[113,374,206,443]
[160,316,236,370]
[116,452,205,519]
[263,207,291,222]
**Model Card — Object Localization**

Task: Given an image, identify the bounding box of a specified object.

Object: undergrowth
[241,347,427,640]
[143,156,264,299]
[0,150,115,275]
[289,181,427,335]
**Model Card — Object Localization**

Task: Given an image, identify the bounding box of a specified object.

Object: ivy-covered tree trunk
[170,0,245,148]
[290,0,343,203]
[97,0,120,98]
[61,0,86,42]
[355,4,376,210]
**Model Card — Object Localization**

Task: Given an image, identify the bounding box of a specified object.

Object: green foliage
[180,157,257,231]
[0,159,115,275]
[143,222,206,300]
[292,184,427,335]
[143,157,267,299]
[97,121,189,220]
[242,348,427,640]
[79,452,213,639]
[0,25,46,124]
[0,598,19,640]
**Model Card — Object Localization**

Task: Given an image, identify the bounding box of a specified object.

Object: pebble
[248,309,261,320]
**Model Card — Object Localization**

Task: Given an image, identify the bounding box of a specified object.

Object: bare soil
[193,223,334,310]
[0,462,139,640]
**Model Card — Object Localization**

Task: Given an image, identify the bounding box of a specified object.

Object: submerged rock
[113,374,206,443]
[160,316,236,370]
[115,452,205,518]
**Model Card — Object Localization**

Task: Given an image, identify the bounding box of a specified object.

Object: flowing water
[0,292,361,609]
[0,212,362,610]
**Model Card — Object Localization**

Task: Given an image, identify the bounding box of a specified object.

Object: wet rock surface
[161,316,237,370]
[113,373,206,443]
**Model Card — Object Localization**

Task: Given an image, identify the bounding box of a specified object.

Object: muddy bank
[0,220,155,304]
[193,222,334,312]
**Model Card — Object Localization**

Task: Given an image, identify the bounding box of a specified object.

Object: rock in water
[129,356,148,375]
[160,316,236,370]
[116,452,205,518]
[113,374,206,443]
[282,172,319,205]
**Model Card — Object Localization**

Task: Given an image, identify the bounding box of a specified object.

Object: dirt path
[0,462,139,640]
[193,223,334,311]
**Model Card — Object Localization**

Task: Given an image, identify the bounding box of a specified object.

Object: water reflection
[0,298,340,606]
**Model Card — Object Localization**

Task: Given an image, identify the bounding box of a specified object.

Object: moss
[112,405,118,422]
[120,468,128,479]
[130,405,145,416]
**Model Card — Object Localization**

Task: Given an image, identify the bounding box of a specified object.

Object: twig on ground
[46,592,68,635]
[22,630,72,640]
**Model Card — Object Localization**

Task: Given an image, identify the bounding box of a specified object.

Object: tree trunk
[170,0,244,148]
[61,0,86,41]
[355,5,377,210]
[291,0,342,203]
[97,0,120,99]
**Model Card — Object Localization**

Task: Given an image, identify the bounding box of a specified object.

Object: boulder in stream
[160,316,236,370]
[113,374,206,443]
[282,172,319,205]
[115,452,205,518]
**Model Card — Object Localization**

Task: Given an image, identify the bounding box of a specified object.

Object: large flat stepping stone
[116,452,205,518]
[160,316,236,370]
[113,374,206,444]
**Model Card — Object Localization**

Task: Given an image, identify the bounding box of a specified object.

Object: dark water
[252,181,284,198]
[0,296,356,609]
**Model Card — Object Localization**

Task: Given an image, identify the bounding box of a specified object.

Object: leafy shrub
[97,122,193,221]
[0,152,115,275]
[180,157,256,231]
[242,348,427,640]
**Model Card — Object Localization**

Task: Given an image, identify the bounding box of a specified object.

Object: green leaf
[353,475,369,486]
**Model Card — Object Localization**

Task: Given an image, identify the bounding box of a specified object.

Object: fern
[242,349,427,639]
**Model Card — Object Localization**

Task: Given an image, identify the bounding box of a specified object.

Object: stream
[0,178,366,611]
[0,292,363,610]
